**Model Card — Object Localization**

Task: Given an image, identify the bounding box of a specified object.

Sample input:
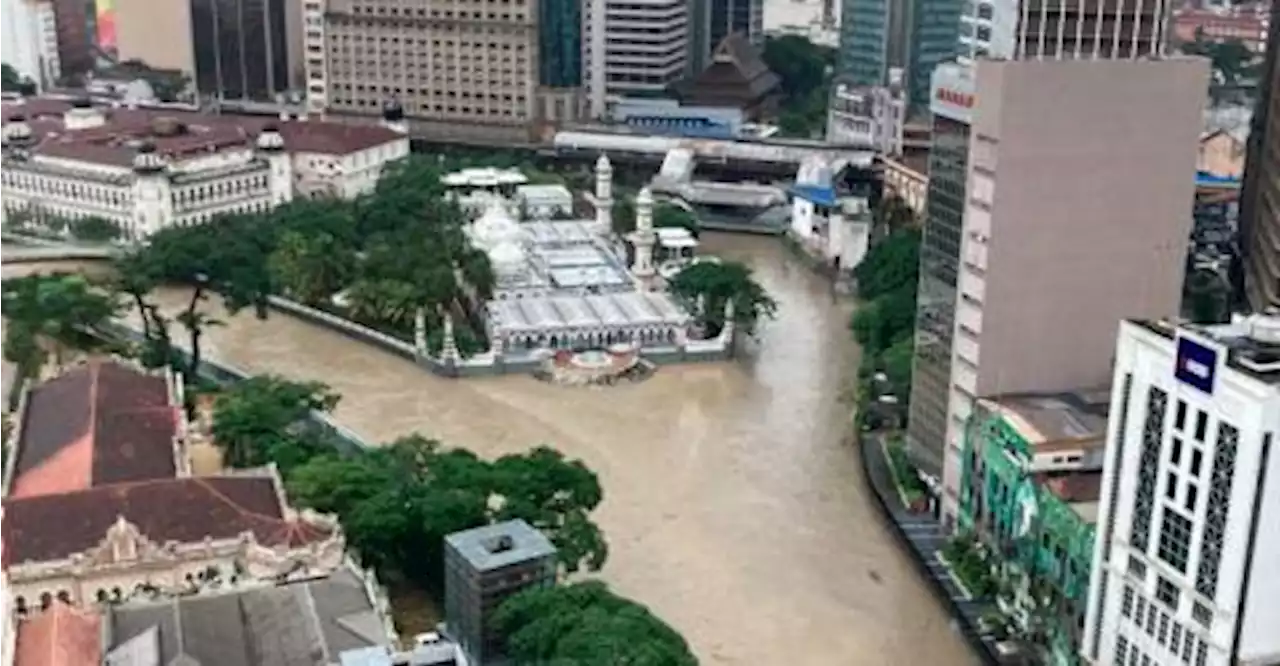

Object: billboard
[95,0,116,56]
[1174,335,1218,395]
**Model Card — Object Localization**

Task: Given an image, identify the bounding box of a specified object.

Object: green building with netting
[957,390,1110,666]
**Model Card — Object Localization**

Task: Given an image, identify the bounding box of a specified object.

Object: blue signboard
[1175,336,1218,395]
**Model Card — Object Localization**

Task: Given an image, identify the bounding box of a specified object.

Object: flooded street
[3,236,975,665]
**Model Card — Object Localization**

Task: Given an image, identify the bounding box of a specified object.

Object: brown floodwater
[2,237,975,665]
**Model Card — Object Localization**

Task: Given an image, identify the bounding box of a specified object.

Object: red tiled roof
[2,97,402,166]
[9,360,178,499]
[13,601,103,666]
[2,474,333,566]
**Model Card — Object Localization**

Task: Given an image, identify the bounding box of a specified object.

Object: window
[1158,510,1193,572]
[1195,642,1208,666]
[1182,632,1195,664]
[1194,410,1208,441]
[1116,635,1130,666]
[1185,484,1198,512]
[1128,556,1147,581]
[1171,437,1183,465]
[1132,388,1168,552]
[1175,400,1187,430]
[1135,595,1148,624]
[1146,603,1158,634]
[1197,422,1239,599]
[1190,449,1203,476]
[1171,623,1183,652]
[1122,585,1136,618]
[1158,612,1170,645]
[1156,576,1179,609]
[1192,602,1212,627]
[1165,472,1177,499]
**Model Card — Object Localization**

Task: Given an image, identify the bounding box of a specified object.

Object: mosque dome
[471,200,522,250]
[488,239,527,280]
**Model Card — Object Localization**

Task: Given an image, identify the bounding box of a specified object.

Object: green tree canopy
[283,433,608,591]
[668,260,777,336]
[850,283,916,356]
[1,63,20,90]
[654,202,700,237]
[762,36,835,138]
[494,581,697,666]
[210,375,340,470]
[68,216,124,243]
[853,228,920,300]
[2,273,122,369]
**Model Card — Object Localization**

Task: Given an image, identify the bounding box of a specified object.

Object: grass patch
[941,535,997,599]
[386,578,443,644]
[883,438,926,509]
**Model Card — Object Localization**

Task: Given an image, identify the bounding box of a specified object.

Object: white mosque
[428,155,732,377]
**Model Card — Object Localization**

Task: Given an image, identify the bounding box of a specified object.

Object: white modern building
[957,0,1169,62]
[0,97,409,239]
[825,78,905,154]
[788,155,872,272]
[584,0,691,115]
[1082,316,1280,666]
[0,0,59,90]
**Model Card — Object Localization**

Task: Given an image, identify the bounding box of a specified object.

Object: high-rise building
[957,0,1170,63]
[903,0,964,111]
[115,0,195,76]
[836,0,909,87]
[584,0,691,116]
[688,0,764,73]
[443,520,557,665]
[48,0,92,77]
[1,0,60,88]
[905,58,1210,519]
[1239,4,1280,311]
[1082,315,1280,666]
[184,0,293,101]
[303,0,551,142]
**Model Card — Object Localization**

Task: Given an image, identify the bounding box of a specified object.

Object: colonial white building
[1083,316,1280,666]
[0,97,409,239]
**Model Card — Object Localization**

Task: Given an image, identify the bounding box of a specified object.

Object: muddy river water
[3,235,975,665]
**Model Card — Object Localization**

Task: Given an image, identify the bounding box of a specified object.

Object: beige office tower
[917,58,1209,524]
[302,0,542,142]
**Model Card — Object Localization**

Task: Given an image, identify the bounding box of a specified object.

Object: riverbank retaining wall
[856,433,1002,666]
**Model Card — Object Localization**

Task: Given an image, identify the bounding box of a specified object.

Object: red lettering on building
[935,88,975,109]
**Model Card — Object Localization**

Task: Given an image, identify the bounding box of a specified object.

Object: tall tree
[210,375,339,469]
[2,273,121,368]
[494,581,698,666]
[269,230,357,306]
[126,214,273,380]
[668,261,778,336]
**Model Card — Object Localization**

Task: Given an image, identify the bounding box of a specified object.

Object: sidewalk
[859,433,1003,664]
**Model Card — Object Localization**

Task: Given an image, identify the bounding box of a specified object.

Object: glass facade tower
[191,0,291,101]
[905,114,969,478]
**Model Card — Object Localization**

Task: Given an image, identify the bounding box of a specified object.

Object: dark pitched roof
[2,474,332,566]
[681,33,781,103]
[9,360,177,499]
[106,568,388,666]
